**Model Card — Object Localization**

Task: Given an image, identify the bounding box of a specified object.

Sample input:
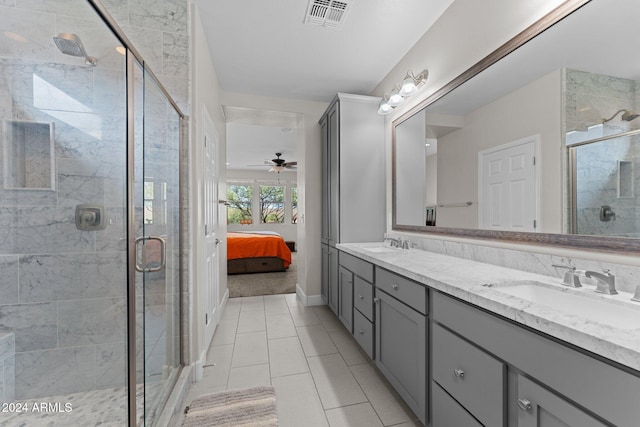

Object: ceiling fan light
[269,165,285,173]
[388,86,404,107]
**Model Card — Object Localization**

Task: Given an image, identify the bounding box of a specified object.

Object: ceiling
[192,0,454,102]
[226,123,298,172]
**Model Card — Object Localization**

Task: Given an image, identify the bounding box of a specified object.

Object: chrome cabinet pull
[454,368,465,379]
[135,236,166,273]
[359,330,364,335]
[517,398,532,412]
[392,284,399,290]
[359,295,364,300]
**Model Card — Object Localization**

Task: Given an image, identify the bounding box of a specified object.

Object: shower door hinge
[533,156,536,166]
[533,219,537,229]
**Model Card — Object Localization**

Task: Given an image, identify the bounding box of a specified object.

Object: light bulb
[388,86,404,107]
[378,97,393,115]
[400,75,417,96]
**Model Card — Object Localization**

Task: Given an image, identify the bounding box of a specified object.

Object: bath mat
[183,386,278,427]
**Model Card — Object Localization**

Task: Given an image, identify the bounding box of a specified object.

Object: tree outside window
[227,183,253,224]
[291,185,298,224]
[259,183,285,223]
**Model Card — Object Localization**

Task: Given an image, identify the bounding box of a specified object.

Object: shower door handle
[135,236,166,273]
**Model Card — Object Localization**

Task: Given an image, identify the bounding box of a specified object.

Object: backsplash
[393,234,639,294]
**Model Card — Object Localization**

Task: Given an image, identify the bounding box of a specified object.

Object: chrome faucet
[385,237,401,248]
[585,269,617,295]
[551,264,582,288]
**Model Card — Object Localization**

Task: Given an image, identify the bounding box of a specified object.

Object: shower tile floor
[1,381,163,426]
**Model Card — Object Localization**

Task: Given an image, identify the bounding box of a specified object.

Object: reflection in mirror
[393,0,640,243]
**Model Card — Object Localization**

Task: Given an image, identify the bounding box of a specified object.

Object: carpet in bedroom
[227,253,297,297]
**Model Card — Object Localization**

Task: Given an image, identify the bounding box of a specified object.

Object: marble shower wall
[103,0,190,115]
[0,0,130,401]
[565,69,640,237]
[574,135,639,237]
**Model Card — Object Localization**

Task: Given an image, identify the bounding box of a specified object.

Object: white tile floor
[184,294,424,427]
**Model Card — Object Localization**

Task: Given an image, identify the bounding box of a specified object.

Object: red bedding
[227,232,292,268]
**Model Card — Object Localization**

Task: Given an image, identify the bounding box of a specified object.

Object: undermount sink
[362,245,399,253]
[489,280,640,331]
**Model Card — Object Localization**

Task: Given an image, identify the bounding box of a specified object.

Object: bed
[227,231,292,275]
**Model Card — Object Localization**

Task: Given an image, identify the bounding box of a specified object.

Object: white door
[479,136,539,231]
[203,110,220,347]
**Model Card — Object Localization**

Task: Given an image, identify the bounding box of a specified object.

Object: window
[143,179,167,225]
[227,182,253,224]
[291,185,298,224]
[259,183,285,223]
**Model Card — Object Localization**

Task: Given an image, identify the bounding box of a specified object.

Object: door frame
[202,107,221,351]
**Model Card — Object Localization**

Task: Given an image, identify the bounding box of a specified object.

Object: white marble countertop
[337,242,640,373]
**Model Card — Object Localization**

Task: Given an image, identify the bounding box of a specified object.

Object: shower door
[132,60,182,425]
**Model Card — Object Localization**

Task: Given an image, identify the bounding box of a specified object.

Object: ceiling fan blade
[284,161,297,168]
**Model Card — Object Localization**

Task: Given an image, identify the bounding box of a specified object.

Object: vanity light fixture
[377,68,429,115]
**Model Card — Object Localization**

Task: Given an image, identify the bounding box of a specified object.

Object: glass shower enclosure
[0,0,184,425]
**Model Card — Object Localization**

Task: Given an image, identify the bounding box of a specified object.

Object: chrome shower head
[621,110,640,122]
[602,109,640,124]
[52,33,97,66]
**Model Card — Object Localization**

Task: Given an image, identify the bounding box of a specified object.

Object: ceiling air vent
[304,0,352,29]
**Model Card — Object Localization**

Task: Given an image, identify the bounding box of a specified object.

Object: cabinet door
[320,116,329,244]
[328,246,339,314]
[338,266,354,333]
[516,375,606,427]
[375,289,427,424]
[328,102,339,246]
[321,244,329,303]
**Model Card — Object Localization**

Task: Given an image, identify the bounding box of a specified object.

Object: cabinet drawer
[353,276,374,321]
[432,381,483,427]
[339,251,374,282]
[433,323,505,427]
[353,309,374,359]
[375,267,427,314]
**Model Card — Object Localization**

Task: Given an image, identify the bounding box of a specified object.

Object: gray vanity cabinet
[375,268,427,424]
[516,375,606,427]
[339,251,375,355]
[337,265,354,332]
[322,244,339,313]
[319,93,385,307]
[432,291,640,427]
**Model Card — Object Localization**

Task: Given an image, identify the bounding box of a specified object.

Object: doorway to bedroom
[223,107,301,299]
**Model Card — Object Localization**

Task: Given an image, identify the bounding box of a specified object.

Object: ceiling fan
[248,152,297,173]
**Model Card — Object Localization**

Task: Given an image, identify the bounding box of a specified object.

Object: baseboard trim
[296,284,324,306]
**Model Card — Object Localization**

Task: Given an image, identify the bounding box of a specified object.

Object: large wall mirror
[393,0,640,253]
